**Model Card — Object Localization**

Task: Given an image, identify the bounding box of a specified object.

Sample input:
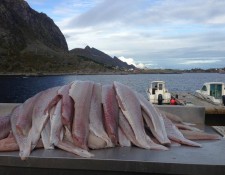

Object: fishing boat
[147,81,171,104]
[195,82,225,105]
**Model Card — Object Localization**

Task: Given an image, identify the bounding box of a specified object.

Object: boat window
[159,84,163,90]
[210,84,222,99]
[201,85,207,91]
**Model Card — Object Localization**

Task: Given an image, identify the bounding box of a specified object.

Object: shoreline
[0,71,221,77]
[0,70,183,76]
[0,71,182,77]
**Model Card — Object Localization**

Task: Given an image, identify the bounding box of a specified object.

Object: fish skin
[50,100,63,146]
[58,84,74,130]
[118,127,131,147]
[169,140,181,147]
[62,125,94,157]
[118,109,144,147]
[102,84,119,145]
[0,115,11,140]
[57,140,94,158]
[162,114,201,147]
[118,110,167,150]
[142,111,170,149]
[41,118,54,149]
[21,87,61,160]
[69,81,94,150]
[89,83,113,147]
[16,92,42,136]
[114,81,150,149]
[146,135,168,150]
[41,105,55,149]
[137,93,170,144]
[180,129,221,140]
[11,105,30,160]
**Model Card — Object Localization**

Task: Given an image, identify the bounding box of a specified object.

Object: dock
[171,92,225,115]
[170,92,225,126]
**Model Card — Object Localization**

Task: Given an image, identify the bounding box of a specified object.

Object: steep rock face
[0,0,68,54]
[70,46,135,69]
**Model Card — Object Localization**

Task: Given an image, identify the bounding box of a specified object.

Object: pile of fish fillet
[0,81,221,160]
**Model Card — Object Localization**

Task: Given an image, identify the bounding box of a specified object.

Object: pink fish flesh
[102,84,119,145]
[89,83,113,147]
[162,114,201,147]
[114,81,150,149]
[69,81,94,150]
[58,84,74,129]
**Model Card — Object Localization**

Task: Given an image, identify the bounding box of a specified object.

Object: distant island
[0,0,224,76]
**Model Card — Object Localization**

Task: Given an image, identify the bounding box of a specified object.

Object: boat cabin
[195,82,225,105]
[147,81,171,104]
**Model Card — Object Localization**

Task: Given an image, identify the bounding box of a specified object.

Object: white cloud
[118,56,146,69]
[25,0,225,69]
[179,59,221,65]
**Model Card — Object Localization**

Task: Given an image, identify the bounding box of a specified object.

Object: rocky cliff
[0,0,135,74]
[0,0,68,55]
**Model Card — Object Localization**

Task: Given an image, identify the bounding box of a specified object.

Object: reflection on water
[0,73,225,103]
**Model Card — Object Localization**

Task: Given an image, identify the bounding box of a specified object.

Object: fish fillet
[89,83,113,147]
[58,84,74,129]
[69,81,94,150]
[162,114,201,147]
[0,115,11,140]
[22,86,61,159]
[180,129,221,140]
[118,110,167,150]
[137,93,170,144]
[0,136,19,151]
[118,109,144,147]
[11,105,30,159]
[50,99,93,157]
[175,123,202,132]
[102,84,119,145]
[114,81,150,149]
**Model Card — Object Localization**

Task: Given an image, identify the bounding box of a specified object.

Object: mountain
[70,46,135,69]
[0,0,135,74]
[0,0,68,55]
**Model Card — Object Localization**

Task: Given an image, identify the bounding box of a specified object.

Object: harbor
[0,75,225,175]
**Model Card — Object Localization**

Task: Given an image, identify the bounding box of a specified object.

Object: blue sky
[25,0,225,69]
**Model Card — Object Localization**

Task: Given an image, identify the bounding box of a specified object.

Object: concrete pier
[171,92,225,115]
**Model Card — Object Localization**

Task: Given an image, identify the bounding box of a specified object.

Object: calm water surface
[0,73,225,103]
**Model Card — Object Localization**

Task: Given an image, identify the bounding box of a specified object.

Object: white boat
[195,82,225,105]
[147,81,171,104]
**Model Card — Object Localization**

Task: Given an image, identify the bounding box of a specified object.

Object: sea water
[0,73,225,103]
